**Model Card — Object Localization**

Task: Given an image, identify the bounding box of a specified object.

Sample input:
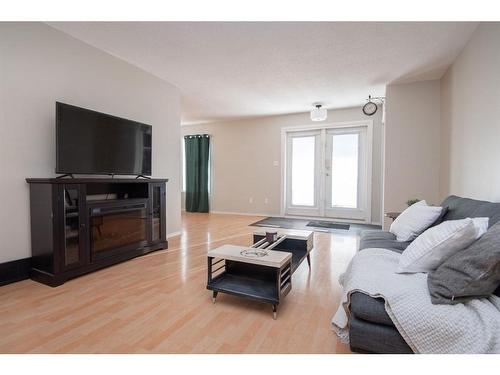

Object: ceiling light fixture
[310,103,327,122]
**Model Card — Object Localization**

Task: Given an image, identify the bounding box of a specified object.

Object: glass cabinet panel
[63,186,81,267]
[152,184,163,242]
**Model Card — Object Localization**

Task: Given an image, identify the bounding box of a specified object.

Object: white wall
[440,23,500,202]
[384,80,441,228]
[0,23,182,263]
[182,107,384,224]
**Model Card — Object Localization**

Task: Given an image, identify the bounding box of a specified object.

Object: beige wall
[182,107,384,223]
[384,80,441,228]
[440,23,500,202]
[0,23,182,263]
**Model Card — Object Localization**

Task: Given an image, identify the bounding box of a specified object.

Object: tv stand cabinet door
[58,184,87,271]
[149,182,166,244]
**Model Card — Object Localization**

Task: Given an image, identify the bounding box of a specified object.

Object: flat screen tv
[56,102,152,176]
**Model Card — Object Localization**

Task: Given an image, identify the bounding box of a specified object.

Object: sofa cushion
[359,230,410,253]
[349,314,413,354]
[350,292,394,326]
[441,195,500,226]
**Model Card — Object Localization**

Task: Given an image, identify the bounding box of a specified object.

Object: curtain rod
[184,134,210,138]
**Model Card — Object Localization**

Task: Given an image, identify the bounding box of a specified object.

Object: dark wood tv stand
[26,177,168,287]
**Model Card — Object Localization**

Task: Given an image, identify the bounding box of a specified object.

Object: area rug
[306,221,350,230]
[250,217,381,234]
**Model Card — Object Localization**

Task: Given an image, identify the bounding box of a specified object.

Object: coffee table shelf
[209,274,286,305]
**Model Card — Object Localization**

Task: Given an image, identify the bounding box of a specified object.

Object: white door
[324,127,368,220]
[285,130,321,216]
[284,125,371,222]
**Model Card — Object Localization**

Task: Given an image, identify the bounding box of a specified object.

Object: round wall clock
[363,101,378,116]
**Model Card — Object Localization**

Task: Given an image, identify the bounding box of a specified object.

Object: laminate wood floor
[0,212,358,353]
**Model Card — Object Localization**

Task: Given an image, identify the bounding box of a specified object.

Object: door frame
[280,120,373,223]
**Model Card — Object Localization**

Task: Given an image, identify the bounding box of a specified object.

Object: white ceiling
[48,22,478,124]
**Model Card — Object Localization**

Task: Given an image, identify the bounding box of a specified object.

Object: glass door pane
[63,186,81,267]
[330,133,359,208]
[324,127,367,220]
[285,131,321,216]
[291,136,316,206]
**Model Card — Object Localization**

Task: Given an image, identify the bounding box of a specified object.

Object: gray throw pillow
[427,221,500,305]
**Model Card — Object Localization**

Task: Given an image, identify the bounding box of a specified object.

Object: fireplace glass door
[90,205,148,261]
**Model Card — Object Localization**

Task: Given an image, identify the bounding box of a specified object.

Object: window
[290,136,316,206]
[330,133,359,208]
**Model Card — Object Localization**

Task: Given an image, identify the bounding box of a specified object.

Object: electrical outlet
[249,197,253,204]
[273,161,279,167]
[264,198,269,204]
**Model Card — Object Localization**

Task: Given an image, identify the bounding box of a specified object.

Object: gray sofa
[349,195,500,354]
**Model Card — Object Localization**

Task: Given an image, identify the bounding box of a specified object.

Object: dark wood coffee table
[206,229,313,319]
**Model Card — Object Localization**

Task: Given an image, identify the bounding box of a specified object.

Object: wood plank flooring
[0,212,358,353]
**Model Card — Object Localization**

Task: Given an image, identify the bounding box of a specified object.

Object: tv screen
[56,102,152,176]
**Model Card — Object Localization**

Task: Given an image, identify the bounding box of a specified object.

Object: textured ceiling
[48,22,478,124]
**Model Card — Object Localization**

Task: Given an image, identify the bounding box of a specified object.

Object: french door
[284,125,370,221]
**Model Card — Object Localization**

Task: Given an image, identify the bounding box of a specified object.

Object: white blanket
[332,248,500,353]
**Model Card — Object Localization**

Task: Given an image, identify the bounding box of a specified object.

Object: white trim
[281,119,373,133]
[167,231,182,238]
[280,119,374,223]
[280,128,286,216]
[204,210,380,226]
[210,210,275,217]
[180,137,185,192]
[282,214,378,225]
[381,112,387,228]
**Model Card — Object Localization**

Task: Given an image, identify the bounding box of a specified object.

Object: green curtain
[184,134,210,213]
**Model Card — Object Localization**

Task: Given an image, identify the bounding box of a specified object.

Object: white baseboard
[167,231,182,238]
[281,214,378,226]
[209,210,276,217]
[198,211,380,226]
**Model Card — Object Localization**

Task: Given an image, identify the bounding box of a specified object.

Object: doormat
[306,221,350,230]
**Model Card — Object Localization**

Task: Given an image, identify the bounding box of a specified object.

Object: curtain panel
[184,134,210,213]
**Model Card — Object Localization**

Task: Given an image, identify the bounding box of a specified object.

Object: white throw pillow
[389,200,443,242]
[397,217,489,274]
